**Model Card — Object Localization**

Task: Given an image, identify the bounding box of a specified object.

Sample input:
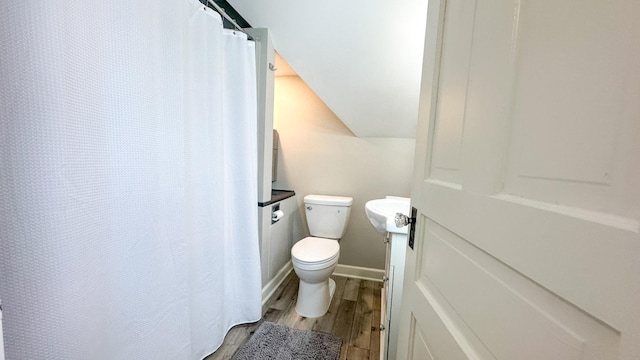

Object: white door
[396,0,640,359]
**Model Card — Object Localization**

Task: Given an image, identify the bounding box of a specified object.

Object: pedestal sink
[364,197,411,234]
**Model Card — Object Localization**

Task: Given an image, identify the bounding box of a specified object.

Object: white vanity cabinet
[380,230,408,360]
[364,196,411,360]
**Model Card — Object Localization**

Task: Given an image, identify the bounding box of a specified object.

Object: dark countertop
[258,189,296,207]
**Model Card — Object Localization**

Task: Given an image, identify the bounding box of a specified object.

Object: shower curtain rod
[205,0,254,40]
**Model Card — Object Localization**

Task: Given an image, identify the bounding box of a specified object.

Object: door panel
[429,0,476,185]
[504,0,640,217]
[397,0,640,359]
[410,326,435,360]
[422,182,637,329]
[422,219,619,360]
[407,283,471,360]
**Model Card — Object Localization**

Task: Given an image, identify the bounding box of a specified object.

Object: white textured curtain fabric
[185,4,261,358]
[0,1,261,359]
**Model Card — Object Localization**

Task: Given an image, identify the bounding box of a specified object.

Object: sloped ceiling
[227,0,428,138]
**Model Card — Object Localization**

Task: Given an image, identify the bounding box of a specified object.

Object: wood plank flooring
[204,272,382,360]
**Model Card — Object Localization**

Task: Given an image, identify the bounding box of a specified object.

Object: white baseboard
[262,263,384,306]
[333,264,384,282]
[261,261,293,306]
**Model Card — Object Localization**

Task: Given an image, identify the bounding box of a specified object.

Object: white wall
[228,0,428,138]
[245,28,275,204]
[273,76,415,269]
[258,195,305,301]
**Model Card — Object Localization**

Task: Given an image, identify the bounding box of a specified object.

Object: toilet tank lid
[304,194,353,206]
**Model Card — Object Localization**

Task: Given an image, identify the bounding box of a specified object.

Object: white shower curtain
[0,1,261,359]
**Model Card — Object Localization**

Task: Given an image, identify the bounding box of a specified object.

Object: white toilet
[291,194,353,318]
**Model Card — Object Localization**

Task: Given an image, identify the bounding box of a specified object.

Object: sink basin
[365,197,411,235]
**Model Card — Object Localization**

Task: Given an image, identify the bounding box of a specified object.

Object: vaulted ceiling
[227,0,429,138]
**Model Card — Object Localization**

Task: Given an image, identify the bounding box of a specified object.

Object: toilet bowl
[292,237,340,317]
[291,194,352,318]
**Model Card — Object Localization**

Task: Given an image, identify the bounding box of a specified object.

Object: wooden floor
[205,272,382,360]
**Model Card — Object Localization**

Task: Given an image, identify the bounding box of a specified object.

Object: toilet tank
[304,194,353,239]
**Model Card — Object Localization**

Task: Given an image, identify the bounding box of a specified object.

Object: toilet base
[295,278,337,318]
[329,278,336,299]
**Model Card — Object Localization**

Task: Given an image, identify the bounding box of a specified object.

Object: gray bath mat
[231,321,342,360]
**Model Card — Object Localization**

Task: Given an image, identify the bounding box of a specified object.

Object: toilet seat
[292,254,339,269]
[292,237,339,269]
